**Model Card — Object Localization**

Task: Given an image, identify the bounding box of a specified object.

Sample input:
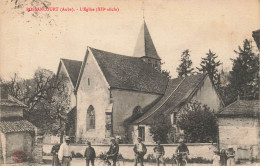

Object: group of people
[213,146,236,166]
[50,136,190,166]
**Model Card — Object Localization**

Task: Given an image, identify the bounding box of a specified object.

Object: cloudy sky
[0,0,259,80]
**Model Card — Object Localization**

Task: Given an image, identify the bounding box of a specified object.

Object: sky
[0,0,259,80]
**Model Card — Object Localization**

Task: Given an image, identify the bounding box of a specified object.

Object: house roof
[0,119,36,133]
[252,29,260,50]
[133,20,161,60]
[0,95,27,108]
[217,100,259,117]
[132,74,208,124]
[89,47,168,94]
[61,59,82,87]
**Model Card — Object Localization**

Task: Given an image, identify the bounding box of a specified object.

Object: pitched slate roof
[61,59,82,87]
[0,119,35,133]
[89,47,168,94]
[133,20,161,60]
[217,100,259,117]
[0,95,27,107]
[132,74,208,124]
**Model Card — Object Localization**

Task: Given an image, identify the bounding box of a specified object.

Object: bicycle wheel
[171,158,178,166]
[181,159,187,166]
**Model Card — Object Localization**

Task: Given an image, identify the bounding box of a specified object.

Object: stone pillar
[32,136,43,163]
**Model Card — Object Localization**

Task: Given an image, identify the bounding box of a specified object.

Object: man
[84,141,96,166]
[175,139,189,166]
[51,140,60,166]
[106,137,119,166]
[133,137,147,166]
[153,140,165,166]
[58,136,72,166]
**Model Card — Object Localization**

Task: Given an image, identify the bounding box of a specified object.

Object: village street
[3,158,259,166]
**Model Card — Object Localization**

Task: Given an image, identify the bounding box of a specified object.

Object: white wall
[111,89,160,137]
[77,50,110,139]
[192,76,223,112]
[0,106,23,118]
[43,143,217,160]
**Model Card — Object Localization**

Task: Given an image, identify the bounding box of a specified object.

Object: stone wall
[43,143,216,160]
[218,116,259,160]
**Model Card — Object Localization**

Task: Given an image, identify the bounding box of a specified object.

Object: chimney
[0,84,9,100]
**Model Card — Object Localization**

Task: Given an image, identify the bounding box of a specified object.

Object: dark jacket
[175,143,189,154]
[51,144,60,155]
[84,146,96,160]
[107,143,119,158]
[153,145,165,156]
[133,143,147,157]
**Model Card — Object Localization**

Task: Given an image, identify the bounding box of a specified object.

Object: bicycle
[97,154,125,166]
[171,152,188,166]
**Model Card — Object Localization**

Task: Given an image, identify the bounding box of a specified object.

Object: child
[213,151,220,166]
[220,149,227,166]
[84,141,96,166]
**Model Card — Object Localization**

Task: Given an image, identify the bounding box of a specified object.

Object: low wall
[43,143,216,160]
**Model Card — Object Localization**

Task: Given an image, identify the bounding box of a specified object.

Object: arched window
[87,105,95,130]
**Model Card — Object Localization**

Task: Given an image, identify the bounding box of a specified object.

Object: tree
[149,112,172,143]
[197,50,222,86]
[177,101,218,143]
[160,61,171,79]
[229,39,259,100]
[5,68,71,136]
[177,49,194,77]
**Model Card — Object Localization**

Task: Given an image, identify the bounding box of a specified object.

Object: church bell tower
[133,20,161,70]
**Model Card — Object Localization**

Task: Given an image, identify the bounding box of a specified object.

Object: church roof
[133,20,161,60]
[89,47,168,94]
[217,100,259,117]
[132,73,208,124]
[60,59,82,87]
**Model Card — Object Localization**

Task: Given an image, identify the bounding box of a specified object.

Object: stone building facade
[0,85,38,164]
[217,100,259,161]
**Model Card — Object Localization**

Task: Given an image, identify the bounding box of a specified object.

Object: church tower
[133,20,161,70]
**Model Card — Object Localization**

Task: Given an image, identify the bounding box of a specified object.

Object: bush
[71,151,83,158]
[187,157,212,163]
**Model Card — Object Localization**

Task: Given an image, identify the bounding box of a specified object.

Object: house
[0,85,37,164]
[217,100,259,161]
[57,20,224,144]
[131,73,224,143]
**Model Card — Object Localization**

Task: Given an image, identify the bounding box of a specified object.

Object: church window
[87,105,95,130]
[138,126,145,141]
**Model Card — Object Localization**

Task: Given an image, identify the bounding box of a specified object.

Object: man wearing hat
[84,141,96,166]
[58,136,72,166]
[175,139,189,166]
[106,137,119,166]
[133,137,147,166]
[153,140,166,166]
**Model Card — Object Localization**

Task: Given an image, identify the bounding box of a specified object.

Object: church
[56,21,224,144]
